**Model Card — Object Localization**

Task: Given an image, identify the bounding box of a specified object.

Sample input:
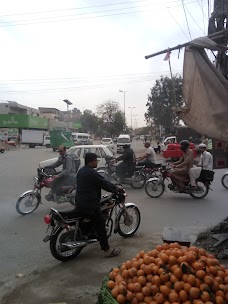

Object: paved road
[0,142,227,303]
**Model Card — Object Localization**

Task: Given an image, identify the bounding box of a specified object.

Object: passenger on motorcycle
[75,152,122,258]
[136,141,156,168]
[115,144,136,183]
[169,140,194,190]
[44,145,79,200]
[189,143,213,190]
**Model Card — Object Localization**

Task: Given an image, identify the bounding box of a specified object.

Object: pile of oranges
[106,243,228,304]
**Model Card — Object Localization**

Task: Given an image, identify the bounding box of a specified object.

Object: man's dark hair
[85,152,97,165]
[123,144,130,149]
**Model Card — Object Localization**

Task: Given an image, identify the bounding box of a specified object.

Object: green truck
[50,130,74,151]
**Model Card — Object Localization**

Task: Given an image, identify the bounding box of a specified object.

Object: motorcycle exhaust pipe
[60,239,97,252]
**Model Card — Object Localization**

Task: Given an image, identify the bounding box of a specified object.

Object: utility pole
[128,107,135,130]
[119,90,127,130]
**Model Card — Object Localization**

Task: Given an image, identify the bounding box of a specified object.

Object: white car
[39,145,114,174]
[100,138,115,151]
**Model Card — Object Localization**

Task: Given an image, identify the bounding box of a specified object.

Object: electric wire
[0,0,190,18]
[181,0,192,40]
[0,71,182,84]
[201,0,205,32]
[0,72,182,94]
[184,4,205,34]
[197,0,208,20]
[0,0,199,27]
[167,8,190,40]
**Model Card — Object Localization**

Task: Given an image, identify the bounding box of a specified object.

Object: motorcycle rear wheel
[116,205,141,237]
[130,173,146,189]
[190,182,209,199]
[16,192,40,215]
[145,179,165,198]
[221,173,228,189]
[50,227,83,262]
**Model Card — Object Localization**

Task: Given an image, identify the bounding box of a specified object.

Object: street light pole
[128,107,135,129]
[63,99,72,131]
[119,90,127,128]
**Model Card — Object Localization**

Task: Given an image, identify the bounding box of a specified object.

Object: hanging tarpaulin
[173,36,228,141]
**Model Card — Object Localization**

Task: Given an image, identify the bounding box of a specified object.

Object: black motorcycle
[43,189,141,261]
[96,155,146,189]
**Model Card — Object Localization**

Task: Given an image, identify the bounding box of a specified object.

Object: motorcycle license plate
[43,225,53,242]
[46,225,53,236]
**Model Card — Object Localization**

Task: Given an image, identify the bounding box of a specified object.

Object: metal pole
[119,90,127,130]
[128,107,135,130]
[131,107,132,129]
[124,92,126,125]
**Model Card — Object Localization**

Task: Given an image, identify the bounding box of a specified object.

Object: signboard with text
[0,114,48,129]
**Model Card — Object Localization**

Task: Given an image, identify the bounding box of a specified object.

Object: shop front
[0,114,48,142]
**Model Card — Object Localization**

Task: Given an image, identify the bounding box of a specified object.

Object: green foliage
[96,100,125,136]
[145,75,183,134]
[80,110,100,133]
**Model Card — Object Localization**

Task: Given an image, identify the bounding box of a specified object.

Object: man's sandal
[104,248,121,258]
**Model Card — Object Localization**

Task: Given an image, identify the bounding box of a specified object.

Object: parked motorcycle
[16,168,76,215]
[221,172,228,189]
[145,164,214,199]
[43,189,141,261]
[0,147,4,153]
[96,155,146,189]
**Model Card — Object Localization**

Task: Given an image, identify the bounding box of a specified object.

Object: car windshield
[102,138,111,142]
[117,138,130,143]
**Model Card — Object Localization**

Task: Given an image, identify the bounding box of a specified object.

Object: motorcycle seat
[58,208,78,219]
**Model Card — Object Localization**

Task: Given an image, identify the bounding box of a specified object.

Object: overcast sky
[0,0,213,127]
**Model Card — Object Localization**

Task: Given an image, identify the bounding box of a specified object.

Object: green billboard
[0,114,48,129]
[73,122,82,129]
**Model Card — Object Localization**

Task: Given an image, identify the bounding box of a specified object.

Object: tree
[145,75,184,134]
[80,110,99,134]
[97,100,125,136]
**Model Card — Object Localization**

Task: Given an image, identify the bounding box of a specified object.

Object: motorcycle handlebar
[38,168,52,178]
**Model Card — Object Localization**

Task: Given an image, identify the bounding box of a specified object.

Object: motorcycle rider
[115,144,136,183]
[136,141,156,168]
[189,143,213,190]
[45,145,79,200]
[75,152,122,258]
[169,140,194,190]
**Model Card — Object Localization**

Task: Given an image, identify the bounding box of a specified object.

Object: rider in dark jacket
[115,144,136,182]
[75,152,122,257]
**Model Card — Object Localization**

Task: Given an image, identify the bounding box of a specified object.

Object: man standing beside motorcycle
[115,144,136,183]
[45,145,78,201]
[136,141,156,168]
[75,152,122,258]
[169,140,194,190]
[189,143,213,190]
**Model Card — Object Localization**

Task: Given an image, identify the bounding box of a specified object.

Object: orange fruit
[116,294,126,304]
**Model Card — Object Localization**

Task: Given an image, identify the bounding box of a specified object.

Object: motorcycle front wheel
[50,227,83,262]
[16,191,41,215]
[145,179,165,198]
[116,205,141,237]
[190,182,209,199]
[130,172,146,189]
[221,173,228,189]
